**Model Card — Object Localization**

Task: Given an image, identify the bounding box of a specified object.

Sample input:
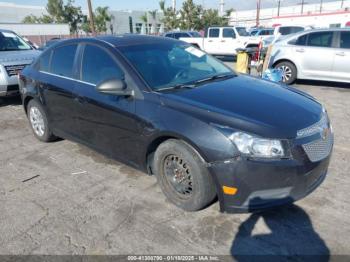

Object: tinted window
[340,31,350,49]
[82,45,123,85]
[51,44,77,78]
[295,34,308,46]
[236,27,249,36]
[179,33,190,38]
[307,32,333,47]
[119,42,232,90]
[189,32,201,37]
[0,31,32,51]
[261,30,273,36]
[279,26,304,35]
[173,33,181,39]
[38,51,51,72]
[209,29,220,38]
[165,33,173,38]
[223,28,236,38]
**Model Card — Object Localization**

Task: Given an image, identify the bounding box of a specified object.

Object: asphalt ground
[0,66,349,257]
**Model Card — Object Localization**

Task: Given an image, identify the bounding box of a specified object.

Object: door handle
[335,52,346,57]
[296,48,305,53]
[221,40,226,43]
[208,40,213,42]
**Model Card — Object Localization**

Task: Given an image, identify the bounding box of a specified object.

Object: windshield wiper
[156,83,196,92]
[193,73,236,85]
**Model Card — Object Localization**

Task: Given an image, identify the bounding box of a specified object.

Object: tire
[27,99,56,142]
[153,139,216,211]
[274,61,297,85]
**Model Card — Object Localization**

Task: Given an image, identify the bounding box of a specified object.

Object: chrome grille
[302,133,333,162]
[4,64,26,77]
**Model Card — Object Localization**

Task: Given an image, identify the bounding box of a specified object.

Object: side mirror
[96,78,134,97]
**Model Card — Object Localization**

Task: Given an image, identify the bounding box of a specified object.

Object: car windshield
[119,42,234,91]
[0,31,32,51]
[236,27,249,36]
[189,31,201,37]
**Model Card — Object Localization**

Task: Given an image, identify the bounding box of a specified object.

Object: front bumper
[0,64,23,97]
[208,150,332,213]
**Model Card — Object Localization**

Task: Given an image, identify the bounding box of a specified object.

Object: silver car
[0,29,41,97]
[269,28,350,84]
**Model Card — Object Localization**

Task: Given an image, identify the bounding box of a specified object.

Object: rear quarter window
[37,51,51,72]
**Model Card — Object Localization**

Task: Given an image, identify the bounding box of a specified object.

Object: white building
[230,0,350,28]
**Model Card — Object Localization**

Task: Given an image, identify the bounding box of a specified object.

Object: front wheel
[27,100,57,142]
[274,61,297,85]
[153,139,216,211]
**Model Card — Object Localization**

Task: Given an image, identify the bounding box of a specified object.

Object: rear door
[40,43,80,137]
[204,28,221,54]
[332,31,350,82]
[296,31,335,79]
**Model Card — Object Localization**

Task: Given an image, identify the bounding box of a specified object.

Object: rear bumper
[208,154,331,213]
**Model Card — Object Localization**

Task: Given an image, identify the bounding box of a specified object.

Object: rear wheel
[274,61,297,85]
[27,100,56,142]
[153,139,216,211]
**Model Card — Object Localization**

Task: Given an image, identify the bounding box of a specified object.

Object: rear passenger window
[307,32,333,48]
[209,29,220,38]
[38,51,51,72]
[340,32,350,48]
[82,45,124,85]
[223,28,236,38]
[50,44,77,78]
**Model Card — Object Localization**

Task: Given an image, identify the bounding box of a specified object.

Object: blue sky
[6,0,340,10]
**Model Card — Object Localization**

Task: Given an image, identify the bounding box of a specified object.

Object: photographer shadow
[231,198,330,261]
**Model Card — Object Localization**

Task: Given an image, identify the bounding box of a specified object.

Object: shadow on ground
[231,203,330,261]
[296,79,350,90]
[0,96,22,107]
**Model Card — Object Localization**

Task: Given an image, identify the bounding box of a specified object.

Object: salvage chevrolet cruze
[19,35,333,213]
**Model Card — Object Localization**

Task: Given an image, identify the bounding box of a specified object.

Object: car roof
[0,29,15,33]
[52,34,180,49]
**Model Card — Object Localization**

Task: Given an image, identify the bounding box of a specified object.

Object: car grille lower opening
[4,64,26,77]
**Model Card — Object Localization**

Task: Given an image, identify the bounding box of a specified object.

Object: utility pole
[256,0,261,27]
[320,0,323,13]
[172,0,176,11]
[301,0,305,14]
[220,0,225,16]
[277,0,281,17]
[87,0,96,35]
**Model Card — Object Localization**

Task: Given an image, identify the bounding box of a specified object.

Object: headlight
[229,132,284,158]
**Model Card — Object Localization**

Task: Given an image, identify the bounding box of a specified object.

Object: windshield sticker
[185,46,205,58]
[2,32,17,38]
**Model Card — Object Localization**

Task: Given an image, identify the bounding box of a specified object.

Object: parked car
[180,26,253,56]
[19,35,333,213]
[251,28,274,38]
[0,29,41,97]
[262,25,311,47]
[269,28,350,84]
[38,37,62,50]
[164,31,201,39]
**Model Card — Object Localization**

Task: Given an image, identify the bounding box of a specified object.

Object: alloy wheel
[29,106,45,137]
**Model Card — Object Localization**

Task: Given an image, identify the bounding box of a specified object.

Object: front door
[73,43,140,164]
[204,28,221,55]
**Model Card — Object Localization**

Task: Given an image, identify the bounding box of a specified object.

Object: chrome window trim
[39,70,96,87]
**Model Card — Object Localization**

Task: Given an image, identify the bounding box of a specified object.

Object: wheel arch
[272,59,299,77]
[145,132,208,175]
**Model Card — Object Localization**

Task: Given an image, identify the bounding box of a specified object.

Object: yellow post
[236,51,249,74]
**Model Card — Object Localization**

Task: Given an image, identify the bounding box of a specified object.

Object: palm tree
[140,13,148,33]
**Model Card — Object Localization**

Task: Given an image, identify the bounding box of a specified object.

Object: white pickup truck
[180,26,255,56]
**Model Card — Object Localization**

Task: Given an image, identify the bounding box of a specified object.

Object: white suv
[0,29,40,97]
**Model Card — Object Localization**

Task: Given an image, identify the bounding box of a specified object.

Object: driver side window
[81,44,124,85]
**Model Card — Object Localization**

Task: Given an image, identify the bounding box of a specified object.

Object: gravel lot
[0,72,349,256]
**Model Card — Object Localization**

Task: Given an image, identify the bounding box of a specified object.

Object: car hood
[160,75,323,139]
[0,49,41,64]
